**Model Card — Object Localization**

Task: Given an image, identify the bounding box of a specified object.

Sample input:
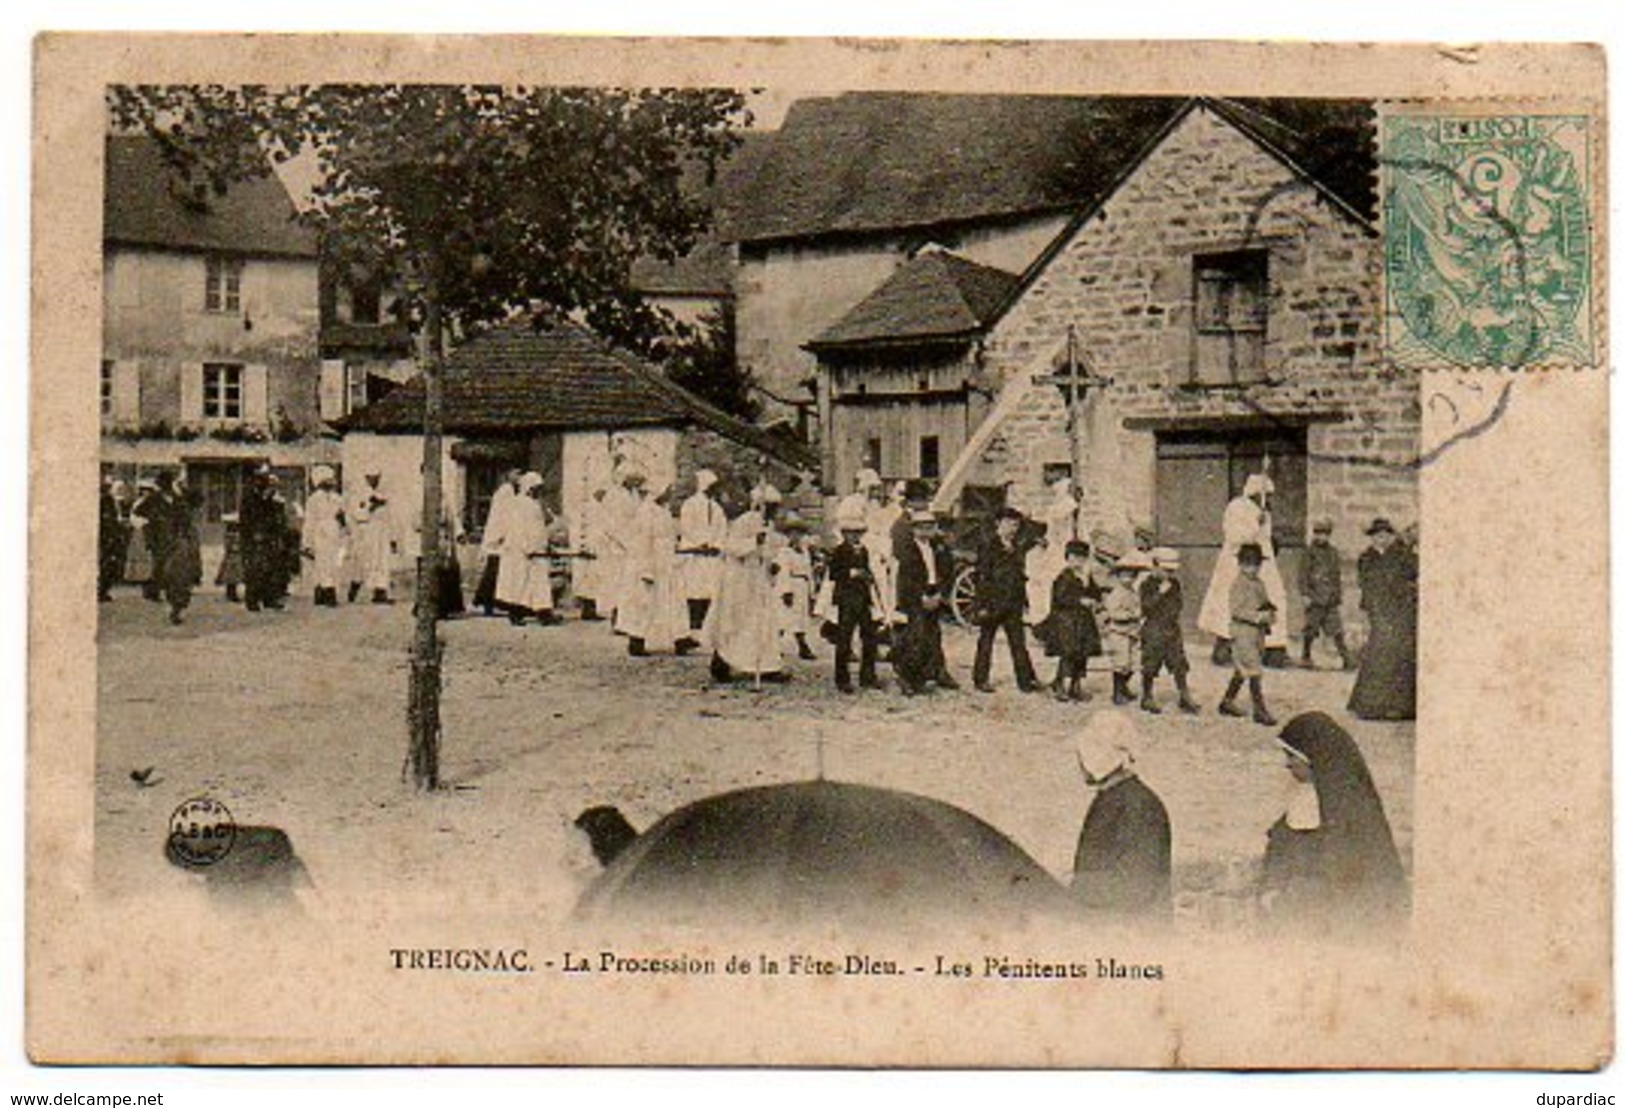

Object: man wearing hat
[892,506,958,695]
[1300,517,1353,670]
[1071,712,1172,920]
[1140,547,1199,714]
[678,468,729,635]
[98,477,131,603]
[1348,517,1418,721]
[971,507,1039,694]
[825,499,881,693]
[240,464,288,612]
[300,465,349,608]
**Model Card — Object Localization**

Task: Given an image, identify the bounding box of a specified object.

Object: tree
[110,84,748,790]
[661,302,759,422]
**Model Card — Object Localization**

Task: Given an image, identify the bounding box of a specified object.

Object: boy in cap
[826,501,881,693]
[1037,539,1102,702]
[1102,551,1147,705]
[1218,543,1278,725]
[1300,518,1354,670]
[1140,548,1199,714]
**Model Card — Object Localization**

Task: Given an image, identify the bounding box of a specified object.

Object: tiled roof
[104,134,317,258]
[341,319,816,470]
[808,250,1020,350]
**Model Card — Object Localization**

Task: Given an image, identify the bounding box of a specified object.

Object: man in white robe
[1197,472,1290,655]
[350,471,396,604]
[494,472,557,625]
[620,481,686,656]
[300,465,348,608]
[702,498,786,683]
[474,468,522,616]
[571,485,612,621]
[677,468,728,636]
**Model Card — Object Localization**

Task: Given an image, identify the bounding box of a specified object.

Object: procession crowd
[97,460,1418,726]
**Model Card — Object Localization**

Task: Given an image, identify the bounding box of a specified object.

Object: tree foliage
[107,84,749,348]
[661,303,759,422]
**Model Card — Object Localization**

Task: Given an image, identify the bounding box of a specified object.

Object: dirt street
[95,589,1413,931]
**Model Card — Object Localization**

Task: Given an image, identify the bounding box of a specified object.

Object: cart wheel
[949,564,978,628]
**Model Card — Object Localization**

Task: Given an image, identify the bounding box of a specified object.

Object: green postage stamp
[1382,108,1595,369]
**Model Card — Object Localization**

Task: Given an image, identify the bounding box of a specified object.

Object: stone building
[718,94,1185,432]
[928,98,1414,635]
[101,134,332,571]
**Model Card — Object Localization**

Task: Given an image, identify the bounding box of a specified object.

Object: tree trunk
[407,284,444,790]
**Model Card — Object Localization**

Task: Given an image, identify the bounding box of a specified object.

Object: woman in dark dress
[1348,518,1417,721]
[1261,712,1408,935]
[1037,540,1103,701]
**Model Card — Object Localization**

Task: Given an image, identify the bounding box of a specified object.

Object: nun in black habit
[1262,711,1409,935]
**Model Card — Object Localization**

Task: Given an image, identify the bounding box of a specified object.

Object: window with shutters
[1192,250,1268,385]
[202,363,244,420]
[204,255,244,314]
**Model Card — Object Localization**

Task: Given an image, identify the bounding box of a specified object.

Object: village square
[96,88,1417,934]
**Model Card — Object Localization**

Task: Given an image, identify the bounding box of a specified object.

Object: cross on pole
[1033,325,1113,516]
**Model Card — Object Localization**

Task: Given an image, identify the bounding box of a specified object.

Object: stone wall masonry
[972,104,1418,557]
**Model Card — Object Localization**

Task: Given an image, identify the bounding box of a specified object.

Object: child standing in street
[1038,540,1102,702]
[1102,551,1147,705]
[1219,543,1278,725]
[1300,518,1354,670]
[1139,547,1199,714]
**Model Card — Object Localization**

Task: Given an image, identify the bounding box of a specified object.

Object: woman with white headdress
[300,465,349,608]
[1071,712,1172,920]
[1196,472,1289,657]
[495,472,557,625]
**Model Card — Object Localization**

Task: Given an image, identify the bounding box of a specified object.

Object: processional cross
[1032,325,1113,525]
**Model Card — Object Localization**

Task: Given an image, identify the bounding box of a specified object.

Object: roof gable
[808,250,1019,350]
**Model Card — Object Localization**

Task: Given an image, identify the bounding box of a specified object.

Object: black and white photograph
[24,33,1609,1070]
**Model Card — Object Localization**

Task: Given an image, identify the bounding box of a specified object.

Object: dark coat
[1139,576,1185,656]
[974,533,1029,622]
[1349,544,1418,720]
[826,540,875,620]
[894,536,953,617]
[133,489,177,558]
[1071,774,1172,918]
[1301,541,1344,607]
[1037,567,1100,659]
[156,494,202,592]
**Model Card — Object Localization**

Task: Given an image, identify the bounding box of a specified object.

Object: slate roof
[104,134,317,258]
[341,319,816,470]
[807,250,1020,351]
[717,94,1376,248]
[717,94,1188,245]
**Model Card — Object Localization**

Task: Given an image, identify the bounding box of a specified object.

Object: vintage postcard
[27,35,1610,1067]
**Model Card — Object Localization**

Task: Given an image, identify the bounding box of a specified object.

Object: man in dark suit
[971,507,1039,693]
[827,502,881,693]
[893,508,958,695]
